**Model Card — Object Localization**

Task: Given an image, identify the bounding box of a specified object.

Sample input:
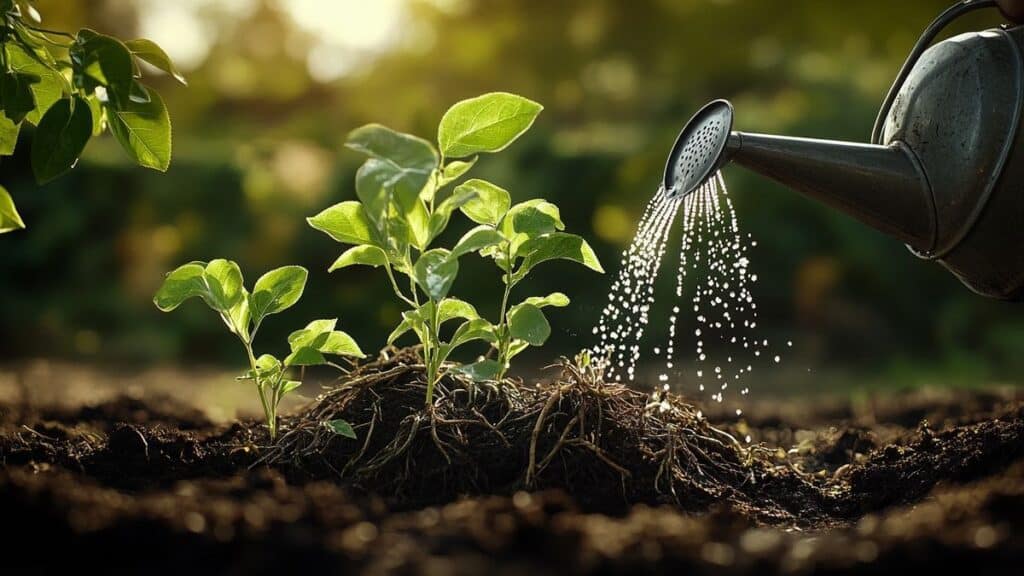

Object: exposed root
[264,349,824,519]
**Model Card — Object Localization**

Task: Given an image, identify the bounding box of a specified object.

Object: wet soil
[2,354,1023,574]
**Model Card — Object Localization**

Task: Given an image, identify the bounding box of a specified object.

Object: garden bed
[2,352,1023,574]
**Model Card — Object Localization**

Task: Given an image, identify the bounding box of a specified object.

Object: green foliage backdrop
[1,0,1021,387]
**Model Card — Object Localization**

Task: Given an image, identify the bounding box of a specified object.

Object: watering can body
[882,23,1024,299]
[668,1,1024,300]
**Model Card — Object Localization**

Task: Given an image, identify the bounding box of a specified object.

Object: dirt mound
[2,352,1024,573]
[265,350,819,521]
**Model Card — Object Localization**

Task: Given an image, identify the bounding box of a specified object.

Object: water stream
[591,172,787,403]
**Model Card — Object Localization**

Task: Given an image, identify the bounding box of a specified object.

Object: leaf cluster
[154,260,363,439]
[308,92,603,400]
[0,1,181,233]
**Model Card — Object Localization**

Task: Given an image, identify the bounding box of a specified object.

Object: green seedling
[154,259,364,439]
[0,0,182,233]
[309,92,603,403]
[450,181,603,381]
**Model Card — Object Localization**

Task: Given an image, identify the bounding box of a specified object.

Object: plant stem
[424,299,442,405]
[244,341,276,440]
[384,263,416,307]
[496,242,514,380]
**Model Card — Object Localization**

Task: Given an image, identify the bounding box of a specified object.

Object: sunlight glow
[134,0,409,81]
[136,0,257,69]
[286,0,408,81]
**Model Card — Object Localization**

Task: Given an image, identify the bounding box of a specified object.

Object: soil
[2,350,1023,574]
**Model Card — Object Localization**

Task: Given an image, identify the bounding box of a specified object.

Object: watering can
[665,0,1024,299]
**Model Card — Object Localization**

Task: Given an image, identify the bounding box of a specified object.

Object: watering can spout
[664,100,935,251]
[725,132,935,250]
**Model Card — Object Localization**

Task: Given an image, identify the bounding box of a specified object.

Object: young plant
[450,181,604,381]
[1,0,182,232]
[153,260,364,439]
[308,92,603,403]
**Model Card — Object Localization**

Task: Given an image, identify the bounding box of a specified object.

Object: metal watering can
[665,0,1024,299]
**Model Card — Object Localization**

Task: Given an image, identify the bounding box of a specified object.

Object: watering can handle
[872,0,1012,145]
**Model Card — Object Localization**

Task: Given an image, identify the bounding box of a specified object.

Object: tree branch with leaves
[0,0,182,233]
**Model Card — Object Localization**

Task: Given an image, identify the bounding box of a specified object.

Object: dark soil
[2,351,1023,574]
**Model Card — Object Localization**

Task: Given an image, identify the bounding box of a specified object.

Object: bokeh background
[1,0,1022,399]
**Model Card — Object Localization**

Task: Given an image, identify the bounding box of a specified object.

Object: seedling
[450,180,603,380]
[308,92,603,403]
[0,0,181,233]
[154,259,364,439]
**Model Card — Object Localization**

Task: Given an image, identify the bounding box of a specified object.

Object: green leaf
[250,266,308,324]
[287,318,365,362]
[353,159,394,229]
[128,80,151,104]
[284,346,326,367]
[522,292,571,309]
[318,330,364,357]
[456,179,511,227]
[278,380,302,396]
[427,186,477,241]
[73,29,134,96]
[414,249,458,301]
[356,161,429,227]
[437,92,543,158]
[254,354,283,380]
[227,288,251,342]
[308,201,376,245]
[513,233,604,284]
[1,71,39,124]
[203,259,246,314]
[85,94,105,136]
[5,43,65,125]
[452,360,503,382]
[288,318,338,349]
[404,197,432,250]
[507,339,530,361]
[449,225,505,259]
[329,245,388,272]
[125,38,187,85]
[387,316,415,345]
[107,88,171,171]
[449,318,497,349]
[324,419,357,439]
[361,157,430,217]
[0,185,26,233]
[153,262,206,311]
[438,156,477,186]
[153,260,249,324]
[508,303,550,346]
[438,298,479,324]
[0,114,19,156]
[346,123,438,173]
[502,199,564,238]
[31,96,92,184]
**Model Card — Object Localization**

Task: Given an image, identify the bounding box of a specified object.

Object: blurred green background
[1,0,1022,393]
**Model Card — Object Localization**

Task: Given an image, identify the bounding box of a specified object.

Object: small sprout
[324,419,357,439]
[154,260,363,440]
